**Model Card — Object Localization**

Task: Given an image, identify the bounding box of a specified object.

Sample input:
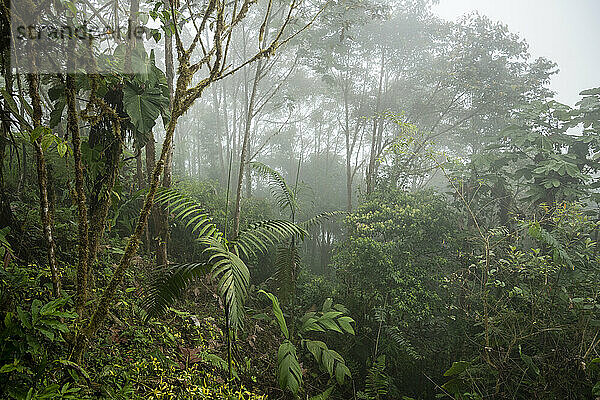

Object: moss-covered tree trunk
[157,8,175,267]
[72,111,179,362]
[66,74,89,316]
[27,73,61,297]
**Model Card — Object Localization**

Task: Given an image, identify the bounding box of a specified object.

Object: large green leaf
[277,340,302,395]
[300,302,355,336]
[201,237,250,332]
[259,290,289,339]
[123,82,169,134]
[303,340,351,385]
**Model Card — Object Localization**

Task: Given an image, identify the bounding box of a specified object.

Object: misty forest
[0,0,599,398]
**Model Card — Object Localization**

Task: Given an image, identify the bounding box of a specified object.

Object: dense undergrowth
[1,0,600,398]
[1,181,599,399]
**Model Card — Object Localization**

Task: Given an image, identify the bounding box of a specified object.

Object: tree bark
[344,82,353,213]
[66,74,89,317]
[72,109,179,362]
[0,47,16,231]
[156,5,174,267]
[233,59,262,237]
[135,149,144,189]
[27,73,61,297]
[86,111,123,269]
[366,49,385,195]
[145,132,157,254]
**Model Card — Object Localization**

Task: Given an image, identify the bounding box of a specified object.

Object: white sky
[433,0,600,107]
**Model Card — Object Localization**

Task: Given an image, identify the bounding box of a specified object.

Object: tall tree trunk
[156,5,174,267]
[245,160,252,198]
[17,143,26,196]
[233,59,262,237]
[344,83,353,213]
[27,73,61,297]
[212,85,225,178]
[0,48,16,231]
[66,74,89,317]
[73,106,180,362]
[0,101,14,230]
[366,49,385,195]
[86,111,123,269]
[146,132,157,254]
[135,149,144,189]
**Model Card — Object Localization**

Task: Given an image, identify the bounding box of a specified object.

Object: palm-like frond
[274,243,300,305]
[300,211,346,231]
[278,340,303,395]
[232,220,306,259]
[200,237,249,332]
[154,187,222,240]
[251,162,297,214]
[142,262,209,318]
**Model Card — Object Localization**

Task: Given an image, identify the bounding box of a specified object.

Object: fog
[2,0,600,398]
[435,0,600,106]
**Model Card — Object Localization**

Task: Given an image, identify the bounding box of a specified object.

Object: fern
[153,187,221,240]
[385,326,420,360]
[251,162,345,304]
[202,353,238,378]
[232,219,306,259]
[142,262,209,318]
[146,187,305,329]
[309,386,335,400]
[373,306,420,360]
[251,161,297,214]
[274,243,301,305]
[145,187,307,381]
[365,355,389,400]
[528,221,574,269]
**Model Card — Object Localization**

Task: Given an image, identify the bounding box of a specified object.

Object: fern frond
[111,188,146,231]
[233,220,306,259]
[365,355,389,399]
[308,386,335,400]
[527,221,574,269]
[154,187,222,240]
[274,243,301,305]
[203,353,238,379]
[385,326,421,360]
[142,263,209,318]
[199,237,249,332]
[300,211,346,231]
[251,161,297,214]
